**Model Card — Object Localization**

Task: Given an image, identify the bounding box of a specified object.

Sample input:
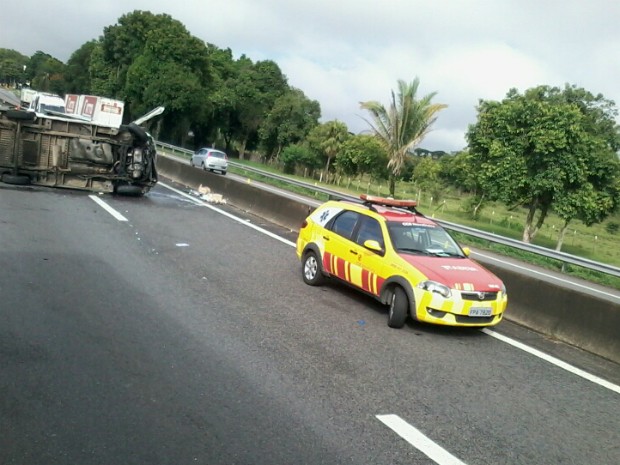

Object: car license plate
[469,307,492,317]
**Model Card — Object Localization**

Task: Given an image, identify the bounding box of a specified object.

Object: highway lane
[1,180,619,465]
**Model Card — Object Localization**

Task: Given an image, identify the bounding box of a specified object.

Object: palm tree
[360,77,447,196]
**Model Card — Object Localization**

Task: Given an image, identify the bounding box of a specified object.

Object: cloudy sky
[2,0,619,151]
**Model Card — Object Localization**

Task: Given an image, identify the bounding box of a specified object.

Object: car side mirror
[364,239,384,254]
[461,246,471,257]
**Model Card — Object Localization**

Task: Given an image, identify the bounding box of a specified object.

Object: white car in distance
[190,148,228,175]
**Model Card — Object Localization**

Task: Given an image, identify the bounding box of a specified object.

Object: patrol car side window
[329,210,359,241]
[355,217,384,249]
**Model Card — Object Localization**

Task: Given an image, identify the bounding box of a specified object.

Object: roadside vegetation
[230,159,620,289]
[2,8,619,289]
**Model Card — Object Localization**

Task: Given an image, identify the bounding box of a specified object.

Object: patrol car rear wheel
[387,287,408,328]
[302,251,325,286]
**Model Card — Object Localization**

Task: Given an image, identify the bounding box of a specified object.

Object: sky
[1,0,619,152]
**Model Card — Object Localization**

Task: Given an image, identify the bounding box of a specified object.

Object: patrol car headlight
[418,281,451,298]
[501,283,507,297]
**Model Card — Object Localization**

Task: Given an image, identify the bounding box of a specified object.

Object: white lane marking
[157,182,296,247]
[483,329,620,394]
[89,195,128,222]
[158,182,619,394]
[377,415,466,465]
[472,251,620,301]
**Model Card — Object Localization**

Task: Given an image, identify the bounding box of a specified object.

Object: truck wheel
[114,184,145,196]
[1,173,31,185]
[126,123,148,143]
[4,110,35,121]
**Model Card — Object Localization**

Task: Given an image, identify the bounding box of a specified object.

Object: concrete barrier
[482,261,620,363]
[156,155,313,231]
[156,154,620,364]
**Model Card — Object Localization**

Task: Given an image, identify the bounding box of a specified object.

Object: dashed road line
[89,195,128,221]
[377,414,467,464]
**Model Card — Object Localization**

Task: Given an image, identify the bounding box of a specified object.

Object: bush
[605,221,619,235]
[280,144,319,174]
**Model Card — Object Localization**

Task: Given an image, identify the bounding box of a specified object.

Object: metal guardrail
[155,141,620,279]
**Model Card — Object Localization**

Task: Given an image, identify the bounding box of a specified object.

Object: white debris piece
[201,193,226,204]
[188,184,226,204]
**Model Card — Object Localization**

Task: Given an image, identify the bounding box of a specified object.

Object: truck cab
[28,93,66,115]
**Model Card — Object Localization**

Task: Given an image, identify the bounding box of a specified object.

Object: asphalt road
[1,179,619,465]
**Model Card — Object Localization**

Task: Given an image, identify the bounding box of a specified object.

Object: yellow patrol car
[296,195,508,328]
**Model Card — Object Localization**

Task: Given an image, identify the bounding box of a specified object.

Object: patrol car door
[322,210,362,283]
[347,216,386,296]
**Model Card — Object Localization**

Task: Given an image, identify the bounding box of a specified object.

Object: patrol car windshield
[387,222,465,258]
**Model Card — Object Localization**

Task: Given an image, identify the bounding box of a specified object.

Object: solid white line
[158,181,619,395]
[472,251,620,301]
[157,182,296,247]
[482,329,620,394]
[89,195,128,222]
[376,415,466,465]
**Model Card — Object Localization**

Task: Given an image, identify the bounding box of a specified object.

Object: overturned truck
[0,104,163,194]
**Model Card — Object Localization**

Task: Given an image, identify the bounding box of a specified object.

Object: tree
[100,10,178,97]
[336,134,388,180]
[259,88,321,159]
[467,85,620,243]
[280,143,321,174]
[306,121,350,182]
[120,13,212,139]
[89,43,116,97]
[413,157,442,193]
[360,77,447,196]
[0,48,28,87]
[190,45,237,149]
[553,152,620,250]
[439,151,487,218]
[26,51,66,94]
[229,59,288,157]
[64,41,98,94]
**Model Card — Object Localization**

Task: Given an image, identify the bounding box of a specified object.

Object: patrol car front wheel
[302,251,325,286]
[387,287,408,328]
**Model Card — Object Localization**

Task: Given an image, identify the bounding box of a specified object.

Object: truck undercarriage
[0,109,159,194]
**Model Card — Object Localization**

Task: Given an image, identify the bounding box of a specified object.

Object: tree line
[1,9,619,249]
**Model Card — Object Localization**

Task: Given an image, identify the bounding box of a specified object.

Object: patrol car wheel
[387,287,408,328]
[302,251,325,286]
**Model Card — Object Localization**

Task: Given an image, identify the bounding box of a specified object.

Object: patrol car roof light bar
[359,194,421,214]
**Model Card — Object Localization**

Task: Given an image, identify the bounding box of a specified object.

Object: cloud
[1,0,618,152]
